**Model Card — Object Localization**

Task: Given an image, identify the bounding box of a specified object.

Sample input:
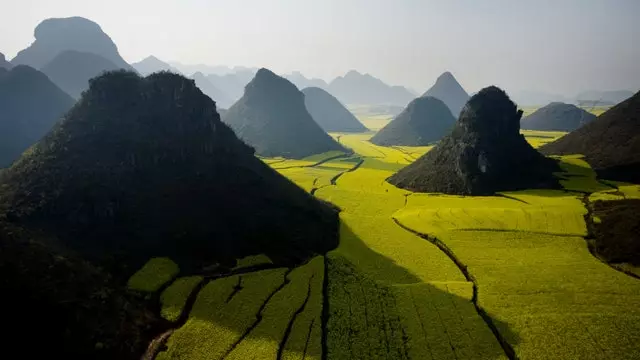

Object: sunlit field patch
[128,257,179,292]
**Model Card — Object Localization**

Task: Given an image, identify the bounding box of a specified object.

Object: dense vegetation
[370,96,455,146]
[591,199,640,266]
[521,102,596,131]
[0,65,74,167]
[0,70,339,273]
[541,91,640,183]
[388,86,560,195]
[421,72,469,116]
[41,50,123,98]
[302,87,367,133]
[223,68,345,158]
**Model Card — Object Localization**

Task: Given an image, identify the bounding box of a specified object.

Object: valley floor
[133,131,640,360]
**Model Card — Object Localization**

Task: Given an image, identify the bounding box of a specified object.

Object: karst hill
[389,86,560,195]
[223,68,345,158]
[370,96,456,146]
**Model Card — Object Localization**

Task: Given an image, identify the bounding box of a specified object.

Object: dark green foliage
[223,68,345,158]
[302,87,367,133]
[521,102,596,131]
[422,72,470,116]
[370,96,455,146]
[0,221,164,360]
[41,50,123,98]
[591,199,640,265]
[540,91,640,183]
[389,86,560,195]
[0,65,75,168]
[11,16,132,70]
[0,70,339,271]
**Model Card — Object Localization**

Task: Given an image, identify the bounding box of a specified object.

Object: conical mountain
[132,55,180,75]
[0,52,11,69]
[328,70,415,106]
[192,71,234,108]
[422,71,470,116]
[11,17,132,70]
[540,91,640,183]
[0,70,338,269]
[302,87,367,133]
[389,86,559,195]
[521,102,596,131]
[0,65,75,168]
[41,50,122,98]
[223,68,345,158]
[370,96,455,146]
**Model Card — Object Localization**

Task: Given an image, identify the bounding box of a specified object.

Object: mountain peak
[422,71,469,116]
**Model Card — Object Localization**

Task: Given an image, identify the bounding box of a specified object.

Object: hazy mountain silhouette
[170,62,258,76]
[328,70,415,106]
[192,71,234,108]
[285,71,328,90]
[371,96,455,146]
[223,68,345,158]
[41,50,122,99]
[422,71,470,116]
[132,55,180,75]
[302,87,367,133]
[511,90,569,106]
[541,91,640,183]
[0,52,11,69]
[206,69,257,102]
[576,90,634,105]
[0,65,75,168]
[521,102,596,132]
[389,86,559,195]
[0,70,339,269]
[11,17,132,71]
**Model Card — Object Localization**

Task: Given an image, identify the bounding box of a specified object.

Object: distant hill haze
[206,69,257,103]
[422,72,470,116]
[0,70,339,268]
[192,71,234,109]
[0,65,75,167]
[371,96,456,146]
[540,91,640,183]
[11,17,133,71]
[132,55,180,75]
[0,52,11,69]
[41,50,122,99]
[223,68,344,158]
[328,70,415,106]
[302,87,367,133]
[576,90,634,105]
[285,72,329,90]
[389,86,559,195]
[521,102,596,132]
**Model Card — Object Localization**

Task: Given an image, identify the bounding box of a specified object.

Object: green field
[129,130,640,359]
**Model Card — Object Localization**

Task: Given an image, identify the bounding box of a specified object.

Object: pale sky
[1,0,639,95]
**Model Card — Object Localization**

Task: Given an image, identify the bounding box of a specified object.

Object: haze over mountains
[521,102,596,132]
[41,50,122,99]
[422,72,470,116]
[328,70,415,106]
[302,87,367,133]
[131,55,180,75]
[11,17,132,71]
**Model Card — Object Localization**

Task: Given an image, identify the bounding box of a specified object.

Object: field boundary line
[392,218,519,360]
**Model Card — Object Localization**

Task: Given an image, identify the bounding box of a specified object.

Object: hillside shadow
[147,221,520,360]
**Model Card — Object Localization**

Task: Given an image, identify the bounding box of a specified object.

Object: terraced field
[129,131,640,359]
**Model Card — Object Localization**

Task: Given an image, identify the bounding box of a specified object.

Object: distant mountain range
[328,70,415,107]
[284,71,329,90]
[11,17,132,71]
[132,56,180,75]
[421,72,470,116]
